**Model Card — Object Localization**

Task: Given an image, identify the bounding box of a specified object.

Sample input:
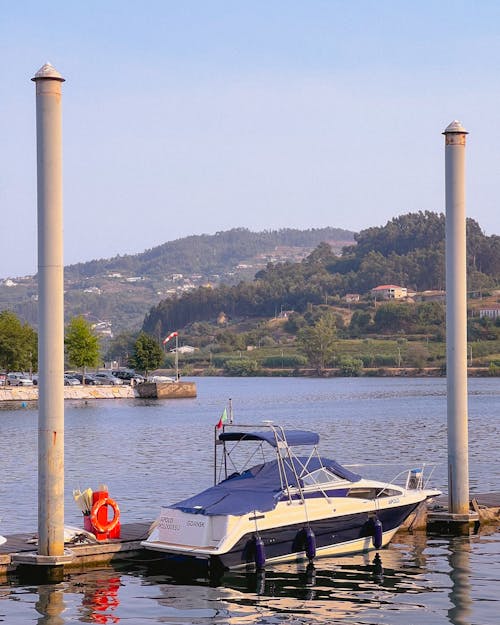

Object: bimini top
[219,429,319,448]
[171,456,362,516]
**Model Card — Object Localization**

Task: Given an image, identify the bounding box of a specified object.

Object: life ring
[91,497,120,534]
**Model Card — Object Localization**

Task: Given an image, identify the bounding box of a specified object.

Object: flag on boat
[162,331,178,345]
[216,407,228,430]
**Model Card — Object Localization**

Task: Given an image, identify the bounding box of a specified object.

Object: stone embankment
[0,381,197,402]
[0,386,135,402]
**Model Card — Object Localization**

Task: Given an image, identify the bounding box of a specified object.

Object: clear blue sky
[1,1,499,278]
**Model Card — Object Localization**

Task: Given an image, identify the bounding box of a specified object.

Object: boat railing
[346,462,442,496]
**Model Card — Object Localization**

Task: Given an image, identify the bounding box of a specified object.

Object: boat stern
[142,507,230,558]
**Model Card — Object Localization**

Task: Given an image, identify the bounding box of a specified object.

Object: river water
[0,377,499,624]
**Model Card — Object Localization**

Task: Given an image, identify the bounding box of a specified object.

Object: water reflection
[80,574,121,624]
[36,586,65,625]
[448,537,472,625]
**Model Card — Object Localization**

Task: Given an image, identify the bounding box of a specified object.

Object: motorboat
[142,422,440,570]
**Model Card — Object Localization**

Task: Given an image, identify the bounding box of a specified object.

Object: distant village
[2,240,499,341]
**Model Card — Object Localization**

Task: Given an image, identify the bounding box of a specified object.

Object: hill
[143,211,500,335]
[0,227,354,333]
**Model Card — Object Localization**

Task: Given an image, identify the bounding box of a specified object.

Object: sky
[1,1,500,279]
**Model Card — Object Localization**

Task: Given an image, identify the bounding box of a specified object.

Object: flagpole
[175,333,179,381]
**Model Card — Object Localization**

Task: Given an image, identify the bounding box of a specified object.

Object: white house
[371,284,408,300]
[479,306,500,319]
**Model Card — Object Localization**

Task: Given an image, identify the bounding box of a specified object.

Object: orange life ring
[90,497,120,534]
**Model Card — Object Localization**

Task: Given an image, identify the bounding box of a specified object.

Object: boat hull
[213,501,419,569]
[144,500,421,570]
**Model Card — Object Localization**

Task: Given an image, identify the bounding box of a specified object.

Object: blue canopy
[171,457,361,516]
[219,429,320,448]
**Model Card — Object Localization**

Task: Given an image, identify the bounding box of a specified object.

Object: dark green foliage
[374,302,445,334]
[223,358,259,376]
[65,316,100,370]
[349,310,372,337]
[129,332,164,375]
[0,310,37,371]
[143,212,498,336]
[65,227,354,280]
[296,312,337,374]
[261,355,308,368]
[338,357,364,376]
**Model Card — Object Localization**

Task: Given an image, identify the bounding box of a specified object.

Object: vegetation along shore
[1,212,499,379]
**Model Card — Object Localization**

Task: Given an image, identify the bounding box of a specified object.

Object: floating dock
[1,494,498,581]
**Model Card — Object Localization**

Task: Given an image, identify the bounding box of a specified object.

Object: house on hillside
[171,345,197,354]
[479,305,500,319]
[344,293,360,303]
[371,284,408,300]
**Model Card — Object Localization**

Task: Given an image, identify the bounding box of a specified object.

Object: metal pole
[175,334,179,381]
[32,63,65,556]
[443,120,470,516]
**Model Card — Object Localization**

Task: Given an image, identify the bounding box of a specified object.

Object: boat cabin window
[347,487,402,499]
[301,467,343,487]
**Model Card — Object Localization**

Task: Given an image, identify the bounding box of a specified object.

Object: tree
[130,332,163,376]
[0,310,37,372]
[65,316,100,372]
[296,312,337,374]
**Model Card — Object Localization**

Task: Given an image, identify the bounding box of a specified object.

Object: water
[0,377,499,624]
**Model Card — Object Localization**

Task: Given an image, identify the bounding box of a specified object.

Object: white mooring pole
[32,63,66,557]
[443,120,470,516]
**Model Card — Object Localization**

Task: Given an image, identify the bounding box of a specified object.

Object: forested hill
[64,227,354,280]
[143,211,500,334]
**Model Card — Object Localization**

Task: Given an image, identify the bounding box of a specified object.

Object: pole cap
[443,120,468,135]
[32,62,65,82]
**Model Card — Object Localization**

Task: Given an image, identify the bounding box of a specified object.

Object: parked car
[70,373,106,385]
[7,372,34,386]
[93,372,123,385]
[111,369,145,385]
[0,373,6,386]
[64,374,81,386]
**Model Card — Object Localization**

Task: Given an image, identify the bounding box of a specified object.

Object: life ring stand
[90,497,120,534]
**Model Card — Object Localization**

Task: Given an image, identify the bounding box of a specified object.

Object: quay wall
[0,386,135,402]
[0,382,197,402]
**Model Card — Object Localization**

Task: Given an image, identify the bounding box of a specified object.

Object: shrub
[339,357,363,376]
[223,358,260,376]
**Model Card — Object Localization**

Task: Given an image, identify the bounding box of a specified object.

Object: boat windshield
[301,467,345,487]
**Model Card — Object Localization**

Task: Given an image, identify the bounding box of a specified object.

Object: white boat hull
[143,483,437,569]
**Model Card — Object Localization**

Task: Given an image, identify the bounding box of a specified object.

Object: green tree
[0,310,37,372]
[297,312,337,374]
[65,316,100,372]
[130,332,164,375]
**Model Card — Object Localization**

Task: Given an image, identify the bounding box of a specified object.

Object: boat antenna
[228,397,234,423]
